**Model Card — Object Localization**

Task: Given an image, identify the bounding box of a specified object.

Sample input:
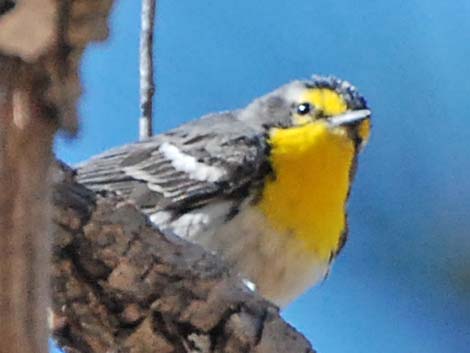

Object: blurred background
[53,1,470,352]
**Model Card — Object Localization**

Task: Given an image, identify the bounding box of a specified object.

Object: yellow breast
[258,122,355,261]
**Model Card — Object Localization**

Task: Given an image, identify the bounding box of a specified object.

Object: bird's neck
[258,122,356,260]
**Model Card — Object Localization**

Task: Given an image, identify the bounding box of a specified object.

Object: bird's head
[239,76,371,150]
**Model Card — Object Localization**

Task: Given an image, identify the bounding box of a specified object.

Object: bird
[76,76,371,307]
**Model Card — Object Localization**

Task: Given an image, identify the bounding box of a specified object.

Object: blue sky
[54,1,470,352]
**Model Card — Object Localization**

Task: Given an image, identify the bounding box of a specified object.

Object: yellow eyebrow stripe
[301,88,348,116]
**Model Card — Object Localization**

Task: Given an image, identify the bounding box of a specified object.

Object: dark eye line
[316,110,326,119]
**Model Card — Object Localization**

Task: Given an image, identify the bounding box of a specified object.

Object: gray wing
[76,112,269,217]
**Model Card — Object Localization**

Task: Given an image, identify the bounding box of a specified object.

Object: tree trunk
[0,1,115,352]
[0,57,56,353]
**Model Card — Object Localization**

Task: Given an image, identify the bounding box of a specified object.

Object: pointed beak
[327,109,371,128]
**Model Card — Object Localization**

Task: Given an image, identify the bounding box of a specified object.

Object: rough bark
[50,165,316,353]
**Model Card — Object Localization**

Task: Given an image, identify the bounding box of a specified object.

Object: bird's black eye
[296,102,312,115]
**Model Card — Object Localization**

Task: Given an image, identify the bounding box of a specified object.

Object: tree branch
[50,166,316,353]
[139,0,156,140]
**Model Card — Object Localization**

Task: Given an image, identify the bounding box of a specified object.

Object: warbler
[76,76,371,307]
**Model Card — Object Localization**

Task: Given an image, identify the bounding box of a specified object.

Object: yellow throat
[258,89,357,261]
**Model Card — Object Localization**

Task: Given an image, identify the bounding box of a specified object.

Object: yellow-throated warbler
[77,76,371,307]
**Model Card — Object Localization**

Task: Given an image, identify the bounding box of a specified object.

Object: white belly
[151,202,330,307]
[195,206,331,307]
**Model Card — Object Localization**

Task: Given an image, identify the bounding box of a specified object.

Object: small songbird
[77,76,371,307]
